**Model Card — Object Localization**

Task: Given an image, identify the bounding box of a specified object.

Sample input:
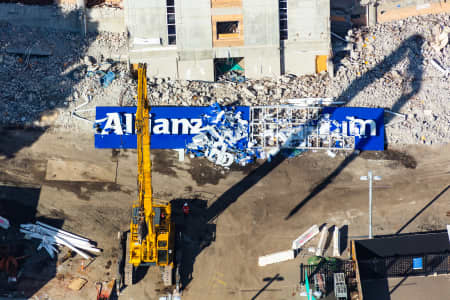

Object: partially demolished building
[126,0,332,80]
[1,0,449,80]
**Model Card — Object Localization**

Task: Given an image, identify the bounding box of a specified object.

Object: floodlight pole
[360,171,381,239]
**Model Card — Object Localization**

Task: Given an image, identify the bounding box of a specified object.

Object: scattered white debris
[20,222,101,259]
[186,104,259,167]
[430,59,449,77]
[326,150,337,158]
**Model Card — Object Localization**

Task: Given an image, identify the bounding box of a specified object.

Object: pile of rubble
[186,104,259,167]
[0,14,449,146]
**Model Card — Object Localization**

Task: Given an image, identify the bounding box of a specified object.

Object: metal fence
[300,260,356,293]
[358,254,450,279]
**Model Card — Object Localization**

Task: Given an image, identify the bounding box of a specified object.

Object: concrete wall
[0,4,125,33]
[0,4,80,32]
[178,59,214,81]
[176,0,214,80]
[124,0,167,44]
[87,7,125,33]
[283,0,331,75]
[243,47,281,78]
[177,0,213,51]
[243,0,279,47]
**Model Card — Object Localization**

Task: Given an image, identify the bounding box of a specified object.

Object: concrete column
[77,0,87,37]
[367,4,377,26]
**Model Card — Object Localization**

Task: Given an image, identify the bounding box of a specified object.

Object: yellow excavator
[123,63,174,287]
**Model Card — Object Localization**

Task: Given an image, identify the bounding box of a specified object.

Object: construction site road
[0,129,448,300]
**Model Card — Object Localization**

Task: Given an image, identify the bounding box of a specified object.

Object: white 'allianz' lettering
[101,113,203,135]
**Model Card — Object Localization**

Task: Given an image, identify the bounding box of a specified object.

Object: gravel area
[0,14,448,145]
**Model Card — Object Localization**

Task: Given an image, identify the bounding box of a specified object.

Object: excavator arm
[124,63,174,287]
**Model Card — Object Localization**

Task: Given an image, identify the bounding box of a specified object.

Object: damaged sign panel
[95,105,384,151]
[250,106,384,151]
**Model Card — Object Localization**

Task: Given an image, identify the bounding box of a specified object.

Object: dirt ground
[0,129,449,300]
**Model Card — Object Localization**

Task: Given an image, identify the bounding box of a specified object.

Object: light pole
[360,171,381,239]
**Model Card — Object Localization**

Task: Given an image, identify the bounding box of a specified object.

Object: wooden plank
[211,0,242,8]
[316,55,328,73]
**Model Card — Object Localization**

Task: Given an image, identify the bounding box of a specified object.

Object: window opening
[279,0,288,40]
[217,21,240,39]
[166,0,176,45]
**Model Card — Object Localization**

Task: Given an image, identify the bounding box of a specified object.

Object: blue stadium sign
[95,106,384,150]
[321,107,384,151]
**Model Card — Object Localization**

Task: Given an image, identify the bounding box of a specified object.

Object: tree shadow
[168,33,426,293]
[395,185,449,234]
[0,185,64,297]
[0,6,101,159]
[339,224,349,254]
[171,198,216,290]
[285,34,424,220]
[0,4,101,297]
[202,34,425,225]
[251,273,284,300]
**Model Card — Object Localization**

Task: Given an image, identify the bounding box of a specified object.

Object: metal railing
[358,254,450,279]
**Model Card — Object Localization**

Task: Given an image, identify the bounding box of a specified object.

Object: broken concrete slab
[258,249,295,267]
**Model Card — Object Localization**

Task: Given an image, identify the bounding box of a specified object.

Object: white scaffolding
[249,106,355,151]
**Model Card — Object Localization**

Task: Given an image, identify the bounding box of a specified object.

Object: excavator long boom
[125,64,174,288]
[129,63,156,267]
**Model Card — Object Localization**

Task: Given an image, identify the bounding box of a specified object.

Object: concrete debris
[430,59,450,77]
[315,225,328,256]
[20,222,101,259]
[430,25,450,52]
[258,249,295,267]
[326,150,337,158]
[0,14,449,145]
[6,45,52,56]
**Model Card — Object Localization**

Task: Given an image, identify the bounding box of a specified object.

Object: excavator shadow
[171,198,216,290]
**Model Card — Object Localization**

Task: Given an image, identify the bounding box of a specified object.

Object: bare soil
[0,130,448,299]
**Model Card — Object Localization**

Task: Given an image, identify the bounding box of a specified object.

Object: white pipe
[21,225,99,251]
[72,95,94,124]
[36,222,91,242]
[54,236,92,259]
